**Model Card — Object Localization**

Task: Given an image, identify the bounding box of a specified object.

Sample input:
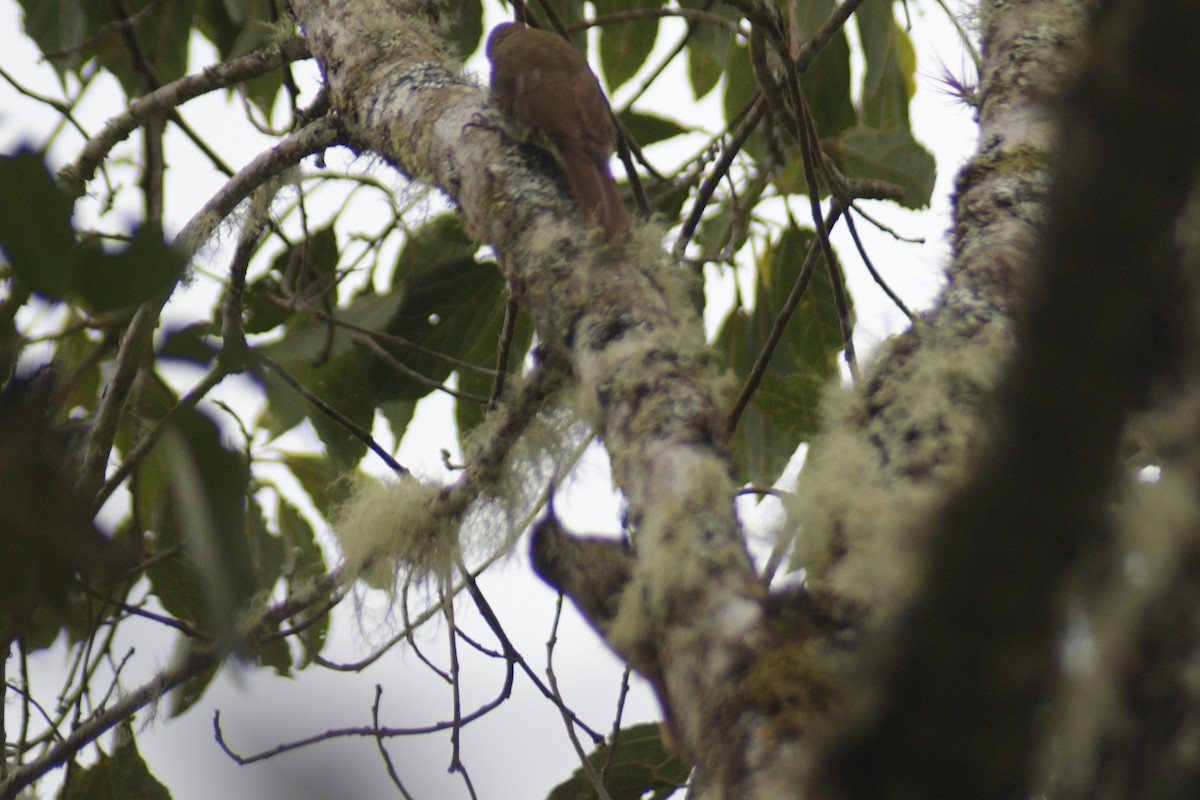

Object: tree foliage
[7,0,1198,798]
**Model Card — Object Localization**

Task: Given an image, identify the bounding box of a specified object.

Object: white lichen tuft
[331,474,455,589]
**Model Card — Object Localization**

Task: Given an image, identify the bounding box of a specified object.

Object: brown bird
[487,22,631,238]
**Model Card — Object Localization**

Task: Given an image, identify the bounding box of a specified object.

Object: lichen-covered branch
[791,0,1096,631]
[287,1,798,793]
[811,0,1200,797]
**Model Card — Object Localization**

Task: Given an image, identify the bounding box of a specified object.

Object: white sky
[0,2,976,797]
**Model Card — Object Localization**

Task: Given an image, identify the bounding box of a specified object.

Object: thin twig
[0,646,220,800]
[371,686,416,800]
[60,36,311,196]
[726,202,844,432]
[254,351,406,474]
[673,94,767,263]
[213,658,515,765]
[456,559,605,743]
[444,592,479,800]
[842,210,915,321]
[489,294,519,409]
[355,334,489,405]
[547,595,614,800]
[601,667,634,783]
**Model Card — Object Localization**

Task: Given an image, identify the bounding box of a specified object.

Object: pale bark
[804,1,1200,798]
[286,0,1200,797]
[290,0,777,795]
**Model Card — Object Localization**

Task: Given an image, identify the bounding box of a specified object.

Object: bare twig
[59,36,312,196]
[726,202,844,432]
[0,646,219,800]
[842,210,915,321]
[672,95,768,263]
[547,595,615,800]
[489,294,519,409]
[371,686,416,800]
[254,352,406,474]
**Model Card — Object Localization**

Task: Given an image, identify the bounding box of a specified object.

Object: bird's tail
[560,149,631,239]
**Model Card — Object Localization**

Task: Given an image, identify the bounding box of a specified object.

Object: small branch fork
[672,0,908,419]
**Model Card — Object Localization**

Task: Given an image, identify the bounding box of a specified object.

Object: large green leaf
[151,406,254,652]
[856,1,916,130]
[618,109,690,147]
[546,723,690,800]
[282,452,353,518]
[680,0,736,99]
[448,0,483,60]
[276,495,329,667]
[93,0,197,94]
[0,380,133,649]
[61,722,173,799]
[256,290,403,465]
[721,43,760,154]
[596,0,660,91]
[17,0,90,78]
[828,126,936,209]
[454,289,535,437]
[716,225,846,485]
[0,150,185,310]
[796,0,855,138]
[373,214,510,407]
[75,227,186,311]
[0,148,81,300]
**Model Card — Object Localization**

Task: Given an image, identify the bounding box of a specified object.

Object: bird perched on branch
[486,22,631,239]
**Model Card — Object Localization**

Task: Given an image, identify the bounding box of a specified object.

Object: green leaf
[276,496,329,667]
[721,43,759,131]
[276,494,327,581]
[245,495,284,595]
[716,225,846,485]
[194,0,243,57]
[256,291,402,462]
[242,274,294,334]
[303,347,375,470]
[169,657,220,718]
[257,635,293,677]
[16,0,90,77]
[596,0,660,91]
[153,406,254,651]
[110,722,173,799]
[60,722,173,799]
[828,126,936,209]
[681,0,734,99]
[270,224,341,306]
[392,212,478,287]
[76,226,186,312]
[454,295,534,436]
[282,453,352,518]
[373,214,507,404]
[0,380,134,648]
[0,148,79,301]
[379,398,417,445]
[95,0,197,95]
[448,0,484,60]
[796,0,855,138]
[618,109,690,147]
[546,723,690,800]
[159,322,220,366]
[856,1,916,130]
[0,150,185,310]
